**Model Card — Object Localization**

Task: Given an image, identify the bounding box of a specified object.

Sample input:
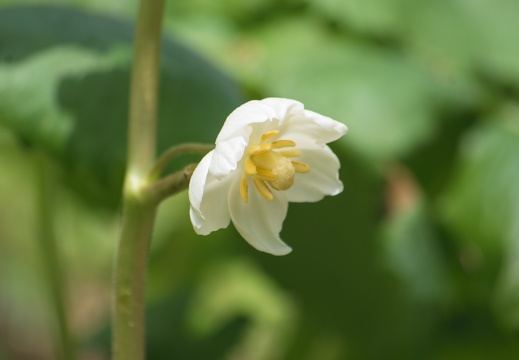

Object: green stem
[113,197,156,360]
[126,0,165,181]
[36,154,75,360]
[113,0,165,359]
[144,163,198,203]
[148,143,214,180]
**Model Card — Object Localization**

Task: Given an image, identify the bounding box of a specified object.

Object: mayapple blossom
[189,98,347,255]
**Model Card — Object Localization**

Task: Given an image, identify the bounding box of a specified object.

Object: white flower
[189,98,348,256]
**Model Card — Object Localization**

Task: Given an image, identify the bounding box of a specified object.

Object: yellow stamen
[256,168,277,180]
[252,177,274,201]
[244,159,257,175]
[250,151,278,170]
[292,161,310,173]
[242,130,310,202]
[240,175,248,203]
[248,143,272,155]
[254,175,276,182]
[279,149,302,158]
[271,140,296,149]
[261,130,279,142]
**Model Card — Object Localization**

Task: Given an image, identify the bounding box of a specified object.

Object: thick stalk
[126,0,165,181]
[113,0,165,359]
[113,197,156,360]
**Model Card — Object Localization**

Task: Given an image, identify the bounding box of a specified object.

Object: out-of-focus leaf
[0,129,58,332]
[146,191,238,300]
[495,221,519,329]
[308,0,406,35]
[0,6,243,207]
[440,104,519,253]
[252,148,430,359]
[166,0,273,22]
[187,259,295,360]
[0,46,129,153]
[168,15,239,69]
[146,289,249,360]
[403,109,478,199]
[382,201,453,303]
[404,0,519,89]
[434,333,519,360]
[249,18,438,162]
[91,288,249,360]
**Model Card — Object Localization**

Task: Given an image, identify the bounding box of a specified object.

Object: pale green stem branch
[148,143,214,180]
[144,163,198,204]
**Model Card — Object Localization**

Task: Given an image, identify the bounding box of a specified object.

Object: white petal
[189,150,233,235]
[210,98,307,180]
[210,136,248,179]
[228,176,292,256]
[216,100,276,143]
[285,146,343,203]
[281,110,348,149]
[259,98,304,124]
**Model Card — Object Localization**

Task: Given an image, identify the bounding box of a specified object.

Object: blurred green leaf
[308,0,406,35]
[440,104,519,253]
[252,148,428,359]
[382,201,453,304]
[434,328,519,360]
[91,287,249,360]
[435,104,519,330]
[0,5,243,206]
[146,289,249,360]
[0,46,129,153]
[494,221,519,329]
[249,17,438,161]
[403,0,519,90]
[166,0,274,22]
[187,259,295,360]
[403,108,478,200]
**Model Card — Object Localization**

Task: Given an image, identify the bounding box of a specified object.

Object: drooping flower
[189,98,348,255]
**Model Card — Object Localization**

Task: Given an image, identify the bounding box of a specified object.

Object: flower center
[240,130,310,203]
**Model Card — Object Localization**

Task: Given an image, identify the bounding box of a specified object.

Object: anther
[240,175,248,203]
[292,161,310,173]
[271,140,296,149]
[248,143,272,155]
[256,168,276,180]
[244,159,257,175]
[252,177,274,200]
[279,149,302,158]
[254,168,277,182]
[261,130,279,142]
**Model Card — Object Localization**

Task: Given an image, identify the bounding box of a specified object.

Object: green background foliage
[0,1,518,359]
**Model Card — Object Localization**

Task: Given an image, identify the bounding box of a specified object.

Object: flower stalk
[126,0,165,182]
[112,0,165,359]
[148,143,215,181]
[144,163,198,204]
[113,196,157,360]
